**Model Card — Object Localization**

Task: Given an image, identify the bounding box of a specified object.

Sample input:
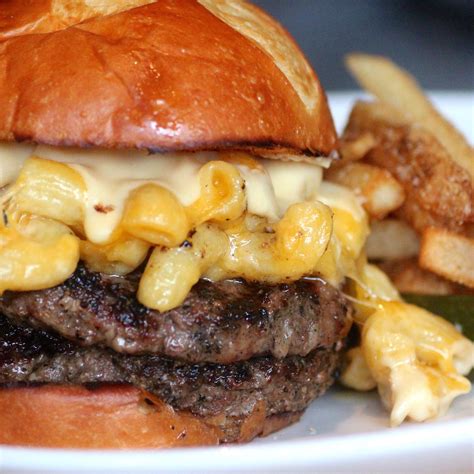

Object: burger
[0,0,472,449]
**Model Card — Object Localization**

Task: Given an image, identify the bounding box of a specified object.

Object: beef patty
[0,315,342,443]
[0,264,352,363]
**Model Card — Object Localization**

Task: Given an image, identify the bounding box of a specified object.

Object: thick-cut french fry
[345,53,474,180]
[326,162,405,219]
[366,219,419,260]
[344,101,473,233]
[345,100,408,130]
[378,258,472,295]
[394,199,466,236]
[420,227,474,288]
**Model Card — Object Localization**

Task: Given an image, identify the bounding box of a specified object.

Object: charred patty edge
[0,264,352,363]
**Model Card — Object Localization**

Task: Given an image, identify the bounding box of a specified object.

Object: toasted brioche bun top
[0,0,336,159]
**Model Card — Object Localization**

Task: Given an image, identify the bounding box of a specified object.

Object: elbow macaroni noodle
[123,184,190,247]
[11,157,85,227]
[0,143,472,425]
[138,223,228,310]
[80,236,150,276]
[0,214,80,294]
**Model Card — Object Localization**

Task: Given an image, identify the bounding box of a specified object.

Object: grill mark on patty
[0,264,352,363]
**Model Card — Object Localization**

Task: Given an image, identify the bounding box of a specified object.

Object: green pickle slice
[402,294,474,341]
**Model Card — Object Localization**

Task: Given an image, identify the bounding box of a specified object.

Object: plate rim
[1,414,473,472]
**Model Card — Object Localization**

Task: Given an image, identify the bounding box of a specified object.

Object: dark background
[252,0,474,91]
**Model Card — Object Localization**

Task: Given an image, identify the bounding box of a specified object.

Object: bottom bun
[0,384,301,449]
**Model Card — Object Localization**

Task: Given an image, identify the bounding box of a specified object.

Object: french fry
[344,101,473,233]
[419,227,474,288]
[326,162,405,219]
[378,258,472,295]
[345,53,474,181]
[366,219,419,260]
[338,131,377,163]
[344,100,408,130]
[394,199,465,236]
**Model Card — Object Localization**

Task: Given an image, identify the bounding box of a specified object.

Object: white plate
[1,92,473,474]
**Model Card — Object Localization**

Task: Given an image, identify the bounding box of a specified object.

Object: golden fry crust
[344,102,473,234]
[378,258,473,295]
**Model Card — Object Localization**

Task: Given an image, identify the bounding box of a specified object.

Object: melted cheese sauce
[0,143,35,188]
[263,158,323,214]
[1,143,325,244]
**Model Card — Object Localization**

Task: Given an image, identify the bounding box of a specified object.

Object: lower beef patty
[0,316,342,442]
[0,264,352,363]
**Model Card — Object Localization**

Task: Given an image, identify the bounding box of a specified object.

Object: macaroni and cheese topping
[0,142,368,311]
